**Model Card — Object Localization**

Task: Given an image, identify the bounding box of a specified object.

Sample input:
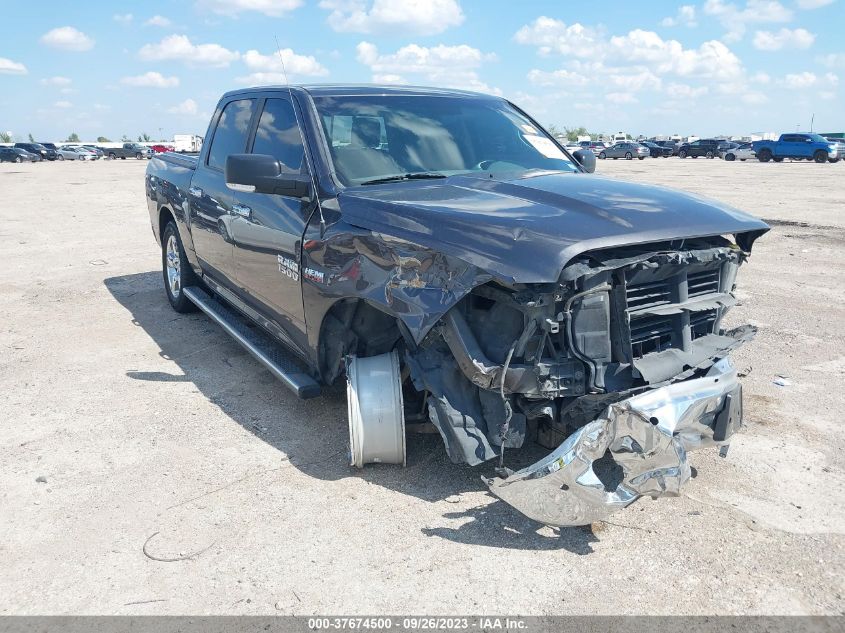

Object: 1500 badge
[277,255,299,281]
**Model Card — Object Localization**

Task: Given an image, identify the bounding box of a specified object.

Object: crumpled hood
[337,171,769,283]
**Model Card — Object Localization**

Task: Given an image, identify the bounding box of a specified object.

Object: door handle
[189,186,203,197]
[232,204,252,219]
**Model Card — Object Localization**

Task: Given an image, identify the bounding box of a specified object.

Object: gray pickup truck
[106,142,153,160]
[145,85,768,527]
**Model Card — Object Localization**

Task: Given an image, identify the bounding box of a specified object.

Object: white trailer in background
[173,134,203,153]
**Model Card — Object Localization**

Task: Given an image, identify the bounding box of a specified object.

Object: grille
[624,265,723,360]
[625,279,672,311]
[629,315,674,356]
[687,269,720,297]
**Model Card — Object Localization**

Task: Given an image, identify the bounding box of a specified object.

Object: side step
[183,286,321,399]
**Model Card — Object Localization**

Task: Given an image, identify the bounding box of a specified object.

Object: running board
[183,286,321,399]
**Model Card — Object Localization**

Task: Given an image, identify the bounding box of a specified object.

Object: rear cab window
[207,98,256,171]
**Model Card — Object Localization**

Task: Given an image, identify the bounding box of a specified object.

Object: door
[229,96,312,333]
[779,134,800,158]
[189,97,257,290]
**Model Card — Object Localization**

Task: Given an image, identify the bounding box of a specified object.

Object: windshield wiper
[360,172,447,186]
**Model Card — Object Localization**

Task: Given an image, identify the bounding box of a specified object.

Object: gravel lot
[1,157,843,615]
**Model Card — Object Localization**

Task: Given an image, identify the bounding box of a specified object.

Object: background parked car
[753,133,838,163]
[641,141,672,157]
[57,146,95,161]
[0,147,39,163]
[723,143,756,161]
[655,140,681,155]
[14,142,55,161]
[678,139,721,159]
[38,142,61,159]
[104,142,153,160]
[598,142,649,160]
[150,144,175,153]
[824,137,845,162]
[81,145,105,158]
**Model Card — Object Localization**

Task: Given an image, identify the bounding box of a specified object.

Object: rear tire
[161,221,199,313]
[638,156,645,160]
[625,152,632,160]
[108,152,116,160]
[758,149,772,162]
[814,150,828,163]
[598,151,606,159]
[705,151,714,159]
[725,153,735,161]
[679,150,688,158]
[135,152,142,159]
[14,156,21,163]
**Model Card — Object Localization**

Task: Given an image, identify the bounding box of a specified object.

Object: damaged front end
[405,236,755,526]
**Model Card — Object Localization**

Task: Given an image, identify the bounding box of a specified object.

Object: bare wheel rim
[165,235,181,296]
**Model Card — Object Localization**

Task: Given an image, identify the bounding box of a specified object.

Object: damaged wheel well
[318,298,405,384]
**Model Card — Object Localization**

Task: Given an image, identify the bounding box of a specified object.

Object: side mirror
[225,153,311,198]
[573,148,596,173]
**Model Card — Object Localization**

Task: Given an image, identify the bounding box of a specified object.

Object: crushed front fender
[485,357,742,527]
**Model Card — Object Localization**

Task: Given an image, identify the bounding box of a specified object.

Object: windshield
[809,134,831,143]
[312,94,578,186]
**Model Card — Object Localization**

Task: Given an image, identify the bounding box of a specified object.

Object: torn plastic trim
[485,357,742,527]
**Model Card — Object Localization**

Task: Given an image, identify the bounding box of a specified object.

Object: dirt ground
[1,156,843,615]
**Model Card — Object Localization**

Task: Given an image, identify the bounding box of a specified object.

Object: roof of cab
[220,84,500,100]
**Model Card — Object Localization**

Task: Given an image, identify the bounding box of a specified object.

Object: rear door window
[207,98,256,171]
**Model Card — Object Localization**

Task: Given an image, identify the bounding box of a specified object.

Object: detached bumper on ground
[485,357,742,527]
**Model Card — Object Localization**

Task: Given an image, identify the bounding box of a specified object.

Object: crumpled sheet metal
[486,358,741,526]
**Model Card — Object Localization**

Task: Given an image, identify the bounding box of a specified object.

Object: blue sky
[1,0,843,141]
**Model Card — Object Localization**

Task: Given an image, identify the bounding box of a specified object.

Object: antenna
[274,35,325,234]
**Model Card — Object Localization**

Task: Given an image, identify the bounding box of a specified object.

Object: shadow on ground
[104,271,595,551]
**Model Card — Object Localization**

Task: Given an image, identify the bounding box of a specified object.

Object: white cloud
[609,69,663,91]
[661,5,697,27]
[40,26,95,51]
[0,57,28,74]
[702,0,793,41]
[138,35,239,67]
[817,52,845,68]
[741,92,769,104]
[113,13,133,24]
[237,48,328,84]
[356,41,499,94]
[608,30,743,80]
[40,76,71,86]
[753,27,815,50]
[168,99,199,115]
[144,15,172,27]
[195,0,302,17]
[667,82,709,98]
[320,0,464,35]
[750,71,771,83]
[372,73,408,84]
[241,48,329,76]
[514,17,602,57]
[825,72,840,85]
[53,101,73,109]
[796,0,834,8]
[120,71,180,88]
[780,71,817,88]
[527,69,589,87]
[606,92,638,104]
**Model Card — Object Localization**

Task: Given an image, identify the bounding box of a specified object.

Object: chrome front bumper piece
[486,358,743,527]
